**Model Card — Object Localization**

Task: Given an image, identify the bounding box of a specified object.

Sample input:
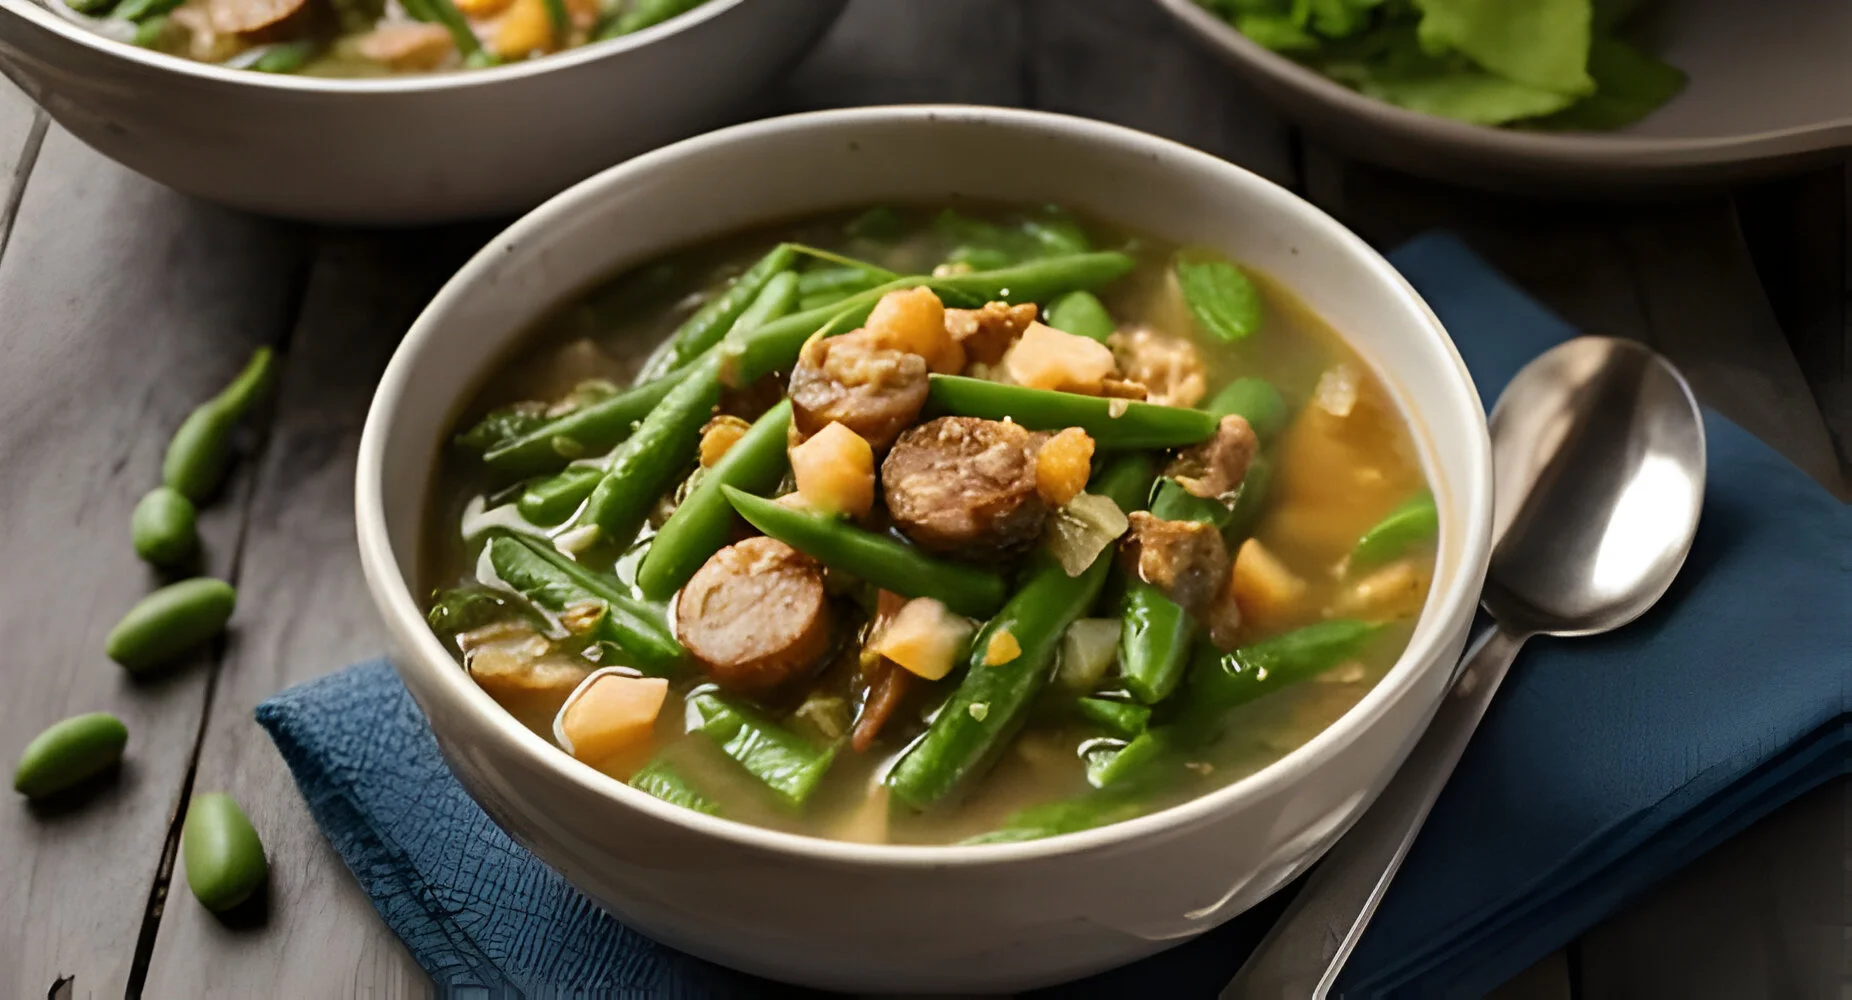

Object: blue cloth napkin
[257,233,1850,998]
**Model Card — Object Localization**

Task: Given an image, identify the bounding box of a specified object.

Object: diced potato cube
[1003,322,1118,395]
[1231,537,1307,625]
[866,287,963,373]
[790,421,875,519]
[1035,427,1095,507]
[554,671,668,764]
[870,597,975,681]
[493,0,554,59]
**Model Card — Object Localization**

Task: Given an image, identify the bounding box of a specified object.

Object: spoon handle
[1222,625,1528,1000]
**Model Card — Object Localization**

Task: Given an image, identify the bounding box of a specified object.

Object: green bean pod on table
[419,204,1438,844]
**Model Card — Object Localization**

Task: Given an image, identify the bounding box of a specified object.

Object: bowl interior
[358,105,1492,859]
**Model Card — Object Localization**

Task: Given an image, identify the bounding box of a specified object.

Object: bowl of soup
[357,105,1493,990]
[0,0,844,221]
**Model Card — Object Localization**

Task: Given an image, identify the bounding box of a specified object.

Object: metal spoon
[1226,337,1707,999]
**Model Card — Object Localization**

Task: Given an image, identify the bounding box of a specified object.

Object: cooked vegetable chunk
[676,537,831,694]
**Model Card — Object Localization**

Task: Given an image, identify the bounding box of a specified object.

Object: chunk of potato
[1003,322,1118,395]
[555,671,668,765]
[493,0,554,59]
[870,597,975,681]
[1230,537,1307,626]
[790,421,875,519]
[866,287,963,374]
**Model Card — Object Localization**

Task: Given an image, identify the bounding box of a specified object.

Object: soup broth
[422,204,1436,845]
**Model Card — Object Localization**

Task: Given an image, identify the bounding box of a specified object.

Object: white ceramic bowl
[356,105,1494,992]
[0,0,845,223]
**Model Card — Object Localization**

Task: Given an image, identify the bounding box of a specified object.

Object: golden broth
[422,205,1435,845]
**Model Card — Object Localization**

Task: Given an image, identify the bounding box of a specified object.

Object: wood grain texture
[0,124,304,999]
[139,230,485,1000]
[776,0,1026,109]
[1576,776,1849,1000]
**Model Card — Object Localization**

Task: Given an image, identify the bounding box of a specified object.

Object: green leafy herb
[1176,254,1264,342]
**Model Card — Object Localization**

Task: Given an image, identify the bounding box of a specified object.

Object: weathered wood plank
[1024,0,1296,188]
[0,126,304,999]
[0,76,48,252]
[139,229,484,999]
[1576,776,1848,1000]
[776,0,1027,109]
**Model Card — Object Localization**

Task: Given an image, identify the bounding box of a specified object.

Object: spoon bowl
[1486,337,1707,637]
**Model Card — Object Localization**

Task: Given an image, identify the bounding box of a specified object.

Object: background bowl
[355,105,1494,991]
[0,0,846,223]
[1151,0,1852,195]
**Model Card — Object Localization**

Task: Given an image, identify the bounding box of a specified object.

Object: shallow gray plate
[1152,0,1852,194]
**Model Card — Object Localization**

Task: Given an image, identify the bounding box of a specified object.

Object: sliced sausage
[1122,511,1230,615]
[788,328,929,452]
[1170,414,1259,500]
[882,416,1047,560]
[675,537,831,694]
[207,0,311,36]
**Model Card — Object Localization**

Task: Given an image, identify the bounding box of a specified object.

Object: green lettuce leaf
[1413,0,1595,95]
[1532,33,1686,130]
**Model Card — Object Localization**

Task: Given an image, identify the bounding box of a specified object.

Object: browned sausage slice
[788,329,929,452]
[882,416,1047,560]
[207,0,311,36]
[675,537,831,694]
[1122,511,1230,615]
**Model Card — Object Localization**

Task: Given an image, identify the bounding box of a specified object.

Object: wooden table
[1,2,1844,997]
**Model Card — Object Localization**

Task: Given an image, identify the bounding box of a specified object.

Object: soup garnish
[423,205,1438,845]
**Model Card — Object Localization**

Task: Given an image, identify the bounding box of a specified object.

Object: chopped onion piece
[1045,491,1130,577]
[1054,618,1123,694]
[1314,363,1360,418]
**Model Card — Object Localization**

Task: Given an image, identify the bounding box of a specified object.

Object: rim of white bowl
[0,0,744,93]
[1149,0,1852,169]
[357,104,1494,869]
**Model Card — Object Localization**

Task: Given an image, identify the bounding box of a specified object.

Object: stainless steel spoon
[1226,337,1707,999]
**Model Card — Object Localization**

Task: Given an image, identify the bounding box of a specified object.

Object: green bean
[959,786,1148,844]
[635,401,791,600]
[113,0,181,21]
[723,487,1008,619]
[484,533,684,675]
[131,486,198,568]
[686,691,835,808]
[1351,490,1439,568]
[457,380,618,455]
[1176,253,1263,342]
[515,466,603,526]
[728,269,799,339]
[131,14,168,46]
[398,0,433,19]
[628,757,719,815]
[182,792,267,912]
[106,578,236,674]
[486,369,692,479]
[1093,620,1383,788]
[63,0,115,14]
[574,355,722,545]
[886,455,1155,809]
[13,713,128,799]
[163,347,276,503]
[1021,209,1091,256]
[1075,697,1150,740]
[925,251,1135,312]
[540,0,569,38]
[250,41,317,73]
[1226,453,1272,539]
[797,265,892,301]
[1045,290,1116,343]
[1204,376,1288,444]
[424,0,482,56]
[927,375,1216,449]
